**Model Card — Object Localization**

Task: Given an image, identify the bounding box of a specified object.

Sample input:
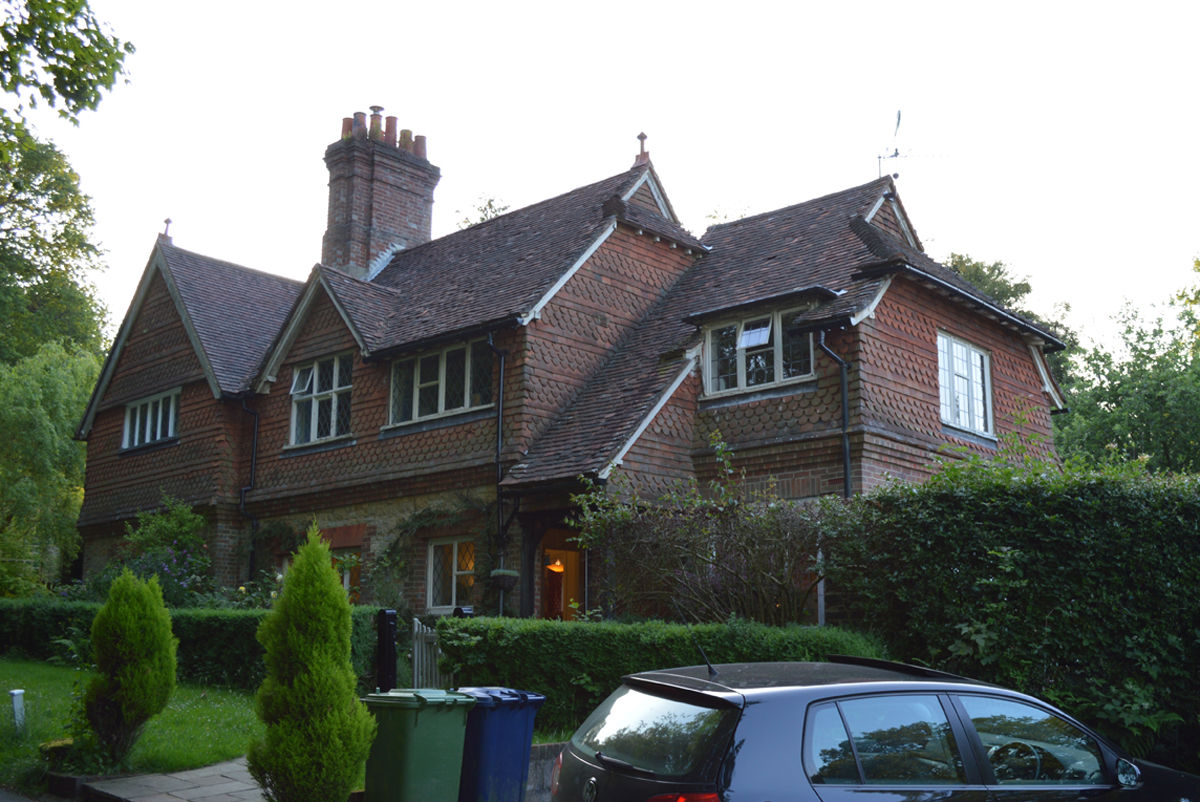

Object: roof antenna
[877,109,902,179]
[671,599,718,680]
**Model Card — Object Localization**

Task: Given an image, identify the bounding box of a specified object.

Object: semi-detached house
[75,109,1066,620]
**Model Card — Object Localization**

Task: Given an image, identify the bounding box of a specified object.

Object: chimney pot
[369,107,384,141]
[352,111,368,139]
[413,135,427,160]
[384,116,398,148]
[340,117,353,139]
[399,129,413,152]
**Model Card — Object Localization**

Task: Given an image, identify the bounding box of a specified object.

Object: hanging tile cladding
[506,226,695,455]
[104,272,207,404]
[628,181,660,213]
[616,373,700,497]
[249,289,501,510]
[869,198,912,245]
[858,276,1055,458]
[77,382,247,526]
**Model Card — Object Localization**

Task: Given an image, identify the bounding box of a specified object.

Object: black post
[375,609,398,692]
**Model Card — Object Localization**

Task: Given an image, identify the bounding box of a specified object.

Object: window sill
[700,378,817,410]
[379,407,494,439]
[281,435,356,457]
[119,437,180,456]
[940,423,998,449]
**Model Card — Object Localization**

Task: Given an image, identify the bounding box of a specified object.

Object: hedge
[821,459,1200,771]
[0,599,384,692]
[436,616,882,732]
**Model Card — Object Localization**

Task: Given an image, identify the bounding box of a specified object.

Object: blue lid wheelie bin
[455,686,546,802]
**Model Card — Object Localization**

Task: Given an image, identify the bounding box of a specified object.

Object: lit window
[705,309,814,395]
[937,332,992,436]
[123,389,181,449]
[427,538,475,613]
[391,340,493,425]
[291,354,353,445]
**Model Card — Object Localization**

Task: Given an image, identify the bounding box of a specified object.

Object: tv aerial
[878,109,903,178]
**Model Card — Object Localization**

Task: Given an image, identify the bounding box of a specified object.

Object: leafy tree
[0,340,98,594]
[1055,304,1200,472]
[948,253,1078,387]
[456,196,509,229]
[0,0,133,125]
[248,524,376,802]
[82,568,177,765]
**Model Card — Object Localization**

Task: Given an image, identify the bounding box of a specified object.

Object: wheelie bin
[363,689,476,802]
[456,687,546,802]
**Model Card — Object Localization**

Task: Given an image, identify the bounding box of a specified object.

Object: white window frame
[289,353,353,446]
[389,339,493,426]
[937,332,994,436]
[703,308,816,396]
[426,537,475,614]
[122,388,181,449]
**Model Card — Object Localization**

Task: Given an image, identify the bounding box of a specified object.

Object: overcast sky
[31,0,1200,351]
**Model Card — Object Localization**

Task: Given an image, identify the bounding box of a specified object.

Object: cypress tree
[84,568,177,764]
[248,524,376,802]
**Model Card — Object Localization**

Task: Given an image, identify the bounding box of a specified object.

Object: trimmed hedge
[436,616,882,732]
[821,460,1200,770]
[0,599,382,692]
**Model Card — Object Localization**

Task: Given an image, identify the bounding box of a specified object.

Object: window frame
[122,388,181,450]
[703,308,815,397]
[289,353,354,446]
[426,536,476,615]
[937,332,994,437]
[389,339,494,427]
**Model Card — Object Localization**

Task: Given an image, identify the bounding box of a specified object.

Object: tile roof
[161,241,304,394]
[363,166,663,352]
[504,175,1063,486]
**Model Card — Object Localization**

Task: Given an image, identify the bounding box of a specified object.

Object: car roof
[626,658,992,700]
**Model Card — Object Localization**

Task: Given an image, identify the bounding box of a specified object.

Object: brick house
[75,109,1065,619]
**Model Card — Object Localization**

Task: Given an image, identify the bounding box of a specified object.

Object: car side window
[806,695,967,785]
[958,695,1105,785]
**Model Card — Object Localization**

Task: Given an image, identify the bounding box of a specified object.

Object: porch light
[547,559,564,573]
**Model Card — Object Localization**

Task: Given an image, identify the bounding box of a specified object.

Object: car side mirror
[1116,758,1141,787]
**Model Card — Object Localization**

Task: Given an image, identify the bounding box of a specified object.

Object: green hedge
[821,460,1200,770]
[436,616,882,732]
[0,599,383,692]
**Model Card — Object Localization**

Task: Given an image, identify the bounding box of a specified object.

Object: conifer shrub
[82,568,177,764]
[248,525,376,802]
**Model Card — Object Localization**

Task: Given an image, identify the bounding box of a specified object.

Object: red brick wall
[509,226,695,453]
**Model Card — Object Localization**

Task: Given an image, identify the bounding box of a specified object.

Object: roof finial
[634,132,650,167]
[163,218,172,236]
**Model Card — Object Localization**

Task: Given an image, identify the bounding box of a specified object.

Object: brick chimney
[321,107,441,279]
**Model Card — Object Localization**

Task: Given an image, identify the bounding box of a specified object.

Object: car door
[952,693,1137,801]
[804,693,992,801]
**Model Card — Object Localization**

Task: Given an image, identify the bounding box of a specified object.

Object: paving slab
[81,760,262,802]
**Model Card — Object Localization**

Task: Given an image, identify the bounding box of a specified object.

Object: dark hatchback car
[550,657,1199,801]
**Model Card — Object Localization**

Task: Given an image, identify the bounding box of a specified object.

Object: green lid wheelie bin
[363,689,476,802]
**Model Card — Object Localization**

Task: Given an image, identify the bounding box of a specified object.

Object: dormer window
[390,339,493,425]
[704,309,814,395]
[123,389,180,449]
[290,354,353,445]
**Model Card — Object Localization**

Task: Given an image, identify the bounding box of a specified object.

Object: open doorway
[542,547,583,620]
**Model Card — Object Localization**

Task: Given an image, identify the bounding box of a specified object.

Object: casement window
[123,388,181,449]
[427,537,475,613]
[937,332,993,436]
[390,340,493,425]
[704,309,814,395]
[290,354,353,445]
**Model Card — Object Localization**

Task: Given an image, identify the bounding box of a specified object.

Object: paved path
[80,759,262,802]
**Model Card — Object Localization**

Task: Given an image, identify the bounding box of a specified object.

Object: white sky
[30,0,1200,351]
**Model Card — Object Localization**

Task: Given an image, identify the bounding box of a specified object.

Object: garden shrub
[436,616,882,732]
[82,569,177,765]
[821,456,1200,771]
[248,526,376,802]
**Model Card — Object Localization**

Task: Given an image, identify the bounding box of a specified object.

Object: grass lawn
[0,657,262,792]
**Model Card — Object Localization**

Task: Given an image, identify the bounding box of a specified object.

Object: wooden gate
[411,617,451,688]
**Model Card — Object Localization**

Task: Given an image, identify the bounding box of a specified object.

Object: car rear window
[571,684,738,779]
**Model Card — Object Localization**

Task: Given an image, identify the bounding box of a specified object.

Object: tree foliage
[0,0,133,125]
[1055,303,1200,473]
[248,525,376,802]
[82,568,177,765]
[0,340,98,595]
[456,196,509,229]
[572,435,822,624]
